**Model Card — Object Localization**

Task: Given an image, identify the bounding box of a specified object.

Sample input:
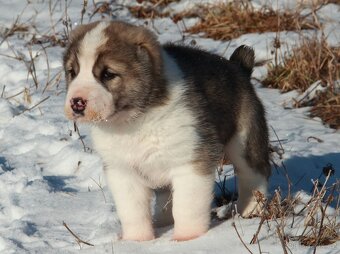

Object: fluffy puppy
[63,21,271,241]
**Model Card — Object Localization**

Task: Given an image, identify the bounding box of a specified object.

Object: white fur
[227,131,268,217]
[91,52,213,240]
[65,22,114,122]
[171,168,214,240]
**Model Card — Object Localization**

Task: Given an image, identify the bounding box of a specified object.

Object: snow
[0,0,339,253]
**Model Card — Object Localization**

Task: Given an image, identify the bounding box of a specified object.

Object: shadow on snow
[215,152,340,208]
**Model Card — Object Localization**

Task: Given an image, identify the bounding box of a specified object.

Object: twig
[63,0,72,40]
[39,44,51,94]
[81,0,88,24]
[74,121,90,152]
[5,89,25,100]
[26,46,39,89]
[42,70,63,94]
[63,221,94,247]
[270,138,288,143]
[300,2,328,19]
[0,3,29,46]
[16,96,50,116]
[1,85,6,98]
[232,222,254,254]
[250,216,266,244]
[48,0,57,36]
[307,136,323,143]
[270,125,285,156]
[90,177,107,203]
[294,81,322,107]
[276,226,289,254]
[312,183,336,253]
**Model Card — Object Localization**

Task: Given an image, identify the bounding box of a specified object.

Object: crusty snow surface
[0,0,339,253]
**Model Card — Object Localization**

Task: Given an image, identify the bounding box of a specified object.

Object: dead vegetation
[128,5,170,19]
[262,37,340,93]
[254,178,339,247]
[217,133,340,252]
[262,35,340,128]
[310,91,340,129]
[128,0,179,19]
[184,2,318,41]
[63,221,94,248]
[137,0,179,6]
[128,1,319,40]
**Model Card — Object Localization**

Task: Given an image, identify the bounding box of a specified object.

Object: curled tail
[230,45,255,77]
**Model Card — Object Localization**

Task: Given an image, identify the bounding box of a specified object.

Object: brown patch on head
[63,21,168,124]
[92,21,168,114]
[63,22,100,85]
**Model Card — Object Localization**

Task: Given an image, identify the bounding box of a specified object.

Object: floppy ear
[132,27,163,76]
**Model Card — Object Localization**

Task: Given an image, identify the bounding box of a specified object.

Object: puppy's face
[63,21,166,124]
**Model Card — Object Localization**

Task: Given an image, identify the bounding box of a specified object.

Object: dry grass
[294,178,340,247]
[128,6,170,19]
[263,38,340,93]
[128,0,179,19]
[184,2,318,41]
[0,22,29,46]
[262,36,340,128]
[31,34,67,47]
[310,91,340,129]
[223,138,340,252]
[250,172,340,250]
[137,0,179,6]
[128,1,319,39]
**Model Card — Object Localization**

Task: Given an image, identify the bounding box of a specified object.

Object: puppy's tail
[230,45,255,77]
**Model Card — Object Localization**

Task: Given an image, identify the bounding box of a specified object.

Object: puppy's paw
[237,199,263,218]
[123,232,155,242]
[173,222,208,241]
[173,231,206,241]
[211,202,234,220]
[122,224,155,241]
[213,199,263,219]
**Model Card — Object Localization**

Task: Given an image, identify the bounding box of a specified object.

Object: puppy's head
[63,21,167,124]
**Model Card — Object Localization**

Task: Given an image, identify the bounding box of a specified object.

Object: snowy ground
[0,0,339,253]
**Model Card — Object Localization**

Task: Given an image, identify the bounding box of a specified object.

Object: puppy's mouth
[70,107,141,125]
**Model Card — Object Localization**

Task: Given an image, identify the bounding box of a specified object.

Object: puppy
[63,21,271,241]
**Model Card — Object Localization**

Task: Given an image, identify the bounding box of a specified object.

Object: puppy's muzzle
[70,97,87,115]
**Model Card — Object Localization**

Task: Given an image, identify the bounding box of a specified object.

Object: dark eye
[101,68,117,82]
[67,69,76,79]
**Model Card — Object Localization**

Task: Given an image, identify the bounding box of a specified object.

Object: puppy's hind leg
[227,106,271,217]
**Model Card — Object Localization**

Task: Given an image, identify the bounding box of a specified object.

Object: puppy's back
[163,44,259,144]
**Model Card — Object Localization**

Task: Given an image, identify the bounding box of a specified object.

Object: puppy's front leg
[105,168,154,241]
[171,166,214,241]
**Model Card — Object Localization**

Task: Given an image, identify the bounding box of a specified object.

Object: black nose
[71,97,87,114]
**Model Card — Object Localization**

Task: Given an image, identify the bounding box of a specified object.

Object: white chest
[91,89,198,188]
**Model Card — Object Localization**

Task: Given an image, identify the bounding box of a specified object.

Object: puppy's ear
[133,27,163,76]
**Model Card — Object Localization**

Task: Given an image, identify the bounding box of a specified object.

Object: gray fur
[163,44,270,178]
